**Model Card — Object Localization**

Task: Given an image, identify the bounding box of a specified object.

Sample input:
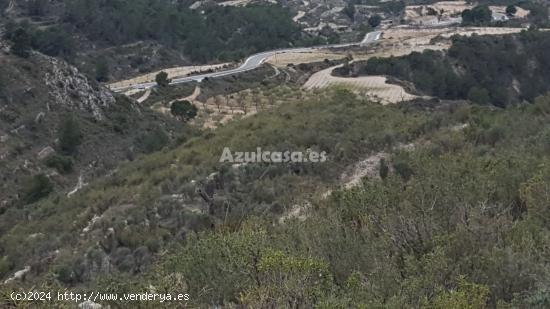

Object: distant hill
[1,0,308,80]
[338,30,550,107]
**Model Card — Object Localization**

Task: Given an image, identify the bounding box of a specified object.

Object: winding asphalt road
[111,31,382,93]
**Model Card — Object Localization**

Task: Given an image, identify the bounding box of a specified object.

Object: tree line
[63,0,300,62]
[342,30,550,107]
[3,21,75,58]
[4,0,304,63]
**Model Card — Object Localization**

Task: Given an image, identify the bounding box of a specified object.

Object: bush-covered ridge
[338,30,550,107]
[4,0,304,63]
[3,87,550,307]
[110,94,550,308]
[0,89,451,287]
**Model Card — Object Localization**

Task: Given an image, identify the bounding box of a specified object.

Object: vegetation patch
[340,30,550,107]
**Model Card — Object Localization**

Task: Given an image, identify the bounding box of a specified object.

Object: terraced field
[303,65,418,104]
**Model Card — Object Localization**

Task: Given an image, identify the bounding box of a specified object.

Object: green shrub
[0,257,12,278]
[379,158,389,180]
[20,174,54,204]
[135,125,170,154]
[10,27,32,58]
[423,277,490,309]
[58,115,82,156]
[171,100,198,121]
[461,5,492,25]
[54,264,74,285]
[155,71,170,87]
[467,87,490,105]
[95,57,109,82]
[393,159,413,181]
[44,154,74,174]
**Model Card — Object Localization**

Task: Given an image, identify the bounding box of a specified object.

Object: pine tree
[11,28,32,58]
[156,72,171,87]
[59,115,82,156]
[95,58,110,82]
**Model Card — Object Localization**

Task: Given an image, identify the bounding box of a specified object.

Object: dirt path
[182,86,201,103]
[136,89,151,103]
[341,152,389,189]
[151,86,202,115]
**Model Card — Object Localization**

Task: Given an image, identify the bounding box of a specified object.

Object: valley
[1,0,550,308]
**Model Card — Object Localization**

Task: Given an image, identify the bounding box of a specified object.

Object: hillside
[2,0,550,308]
[0,48,187,219]
[3,85,550,307]
[336,30,550,107]
[1,0,314,80]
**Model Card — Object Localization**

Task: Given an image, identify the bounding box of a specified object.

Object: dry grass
[381,27,526,48]
[266,51,347,67]
[490,6,530,18]
[404,0,530,25]
[303,66,419,105]
[152,85,307,129]
[405,1,472,19]
[196,86,306,129]
[304,22,348,33]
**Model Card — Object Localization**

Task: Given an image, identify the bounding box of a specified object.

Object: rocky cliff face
[43,55,116,121]
[0,49,183,211]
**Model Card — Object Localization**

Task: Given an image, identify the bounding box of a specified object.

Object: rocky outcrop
[42,56,115,121]
[37,146,55,160]
[67,174,88,197]
[3,266,31,284]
